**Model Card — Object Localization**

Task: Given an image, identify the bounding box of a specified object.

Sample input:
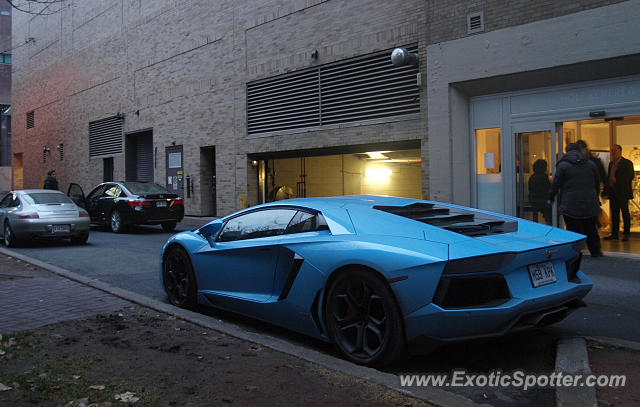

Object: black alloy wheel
[162,222,177,233]
[3,222,19,248]
[163,246,197,308]
[325,269,404,366]
[110,209,124,233]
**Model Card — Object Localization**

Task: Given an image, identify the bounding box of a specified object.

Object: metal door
[166,145,184,198]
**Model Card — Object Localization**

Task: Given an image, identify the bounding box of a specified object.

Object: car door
[193,208,298,302]
[67,183,86,209]
[97,184,123,223]
[0,193,17,237]
[83,184,108,222]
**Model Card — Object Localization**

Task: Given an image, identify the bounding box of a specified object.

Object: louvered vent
[374,203,518,237]
[89,116,123,158]
[247,45,420,135]
[58,143,63,161]
[26,111,34,129]
[467,12,484,34]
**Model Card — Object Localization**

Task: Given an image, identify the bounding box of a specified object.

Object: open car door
[67,183,87,209]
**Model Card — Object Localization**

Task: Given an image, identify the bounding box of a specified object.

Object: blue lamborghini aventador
[160,195,593,366]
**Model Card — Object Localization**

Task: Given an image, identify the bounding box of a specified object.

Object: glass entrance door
[513,123,560,226]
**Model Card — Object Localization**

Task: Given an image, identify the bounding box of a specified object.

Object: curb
[555,337,598,407]
[0,247,486,407]
[584,335,640,352]
[599,250,640,260]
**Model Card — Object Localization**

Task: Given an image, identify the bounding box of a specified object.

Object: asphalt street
[5,223,640,406]
[9,223,640,343]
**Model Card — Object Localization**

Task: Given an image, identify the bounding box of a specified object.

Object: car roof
[13,189,66,194]
[260,195,420,211]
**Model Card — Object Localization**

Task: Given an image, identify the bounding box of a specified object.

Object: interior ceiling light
[366,151,391,160]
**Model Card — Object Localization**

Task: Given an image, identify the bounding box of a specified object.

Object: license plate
[53,224,70,233]
[156,201,167,207]
[528,261,556,287]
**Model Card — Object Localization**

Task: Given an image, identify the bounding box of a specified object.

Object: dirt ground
[0,303,435,407]
[588,341,640,407]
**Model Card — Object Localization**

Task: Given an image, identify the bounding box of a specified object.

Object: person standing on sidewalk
[603,144,635,242]
[550,143,603,257]
[43,170,59,190]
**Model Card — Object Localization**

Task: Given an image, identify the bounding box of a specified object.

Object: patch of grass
[1,355,159,406]
[0,331,40,360]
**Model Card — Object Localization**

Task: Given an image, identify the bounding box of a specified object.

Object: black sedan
[68,182,184,233]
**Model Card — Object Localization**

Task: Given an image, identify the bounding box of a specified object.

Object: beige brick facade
[10,0,634,216]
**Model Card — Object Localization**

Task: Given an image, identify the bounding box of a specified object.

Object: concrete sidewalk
[0,255,129,334]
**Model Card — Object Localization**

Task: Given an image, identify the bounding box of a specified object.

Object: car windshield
[24,192,74,205]
[123,182,171,195]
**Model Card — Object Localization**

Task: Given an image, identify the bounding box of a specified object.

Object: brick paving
[0,254,129,334]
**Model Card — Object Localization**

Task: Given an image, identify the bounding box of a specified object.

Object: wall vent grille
[467,12,484,34]
[247,45,420,135]
[26,111,34,129]
[89,116,123,158]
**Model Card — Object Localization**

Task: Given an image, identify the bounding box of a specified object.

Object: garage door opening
[257,147,422,203]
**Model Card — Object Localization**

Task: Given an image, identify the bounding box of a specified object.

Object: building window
[26,111,34,129]
[0,53,11,64]
[475,128,503,213]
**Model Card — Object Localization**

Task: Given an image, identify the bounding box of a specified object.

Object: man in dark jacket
[550,143,602,257]
[603,144,635,241]
[43,170,59,190]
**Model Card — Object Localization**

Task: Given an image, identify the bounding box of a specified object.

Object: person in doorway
[549,143,602,257]
[576,140,606,193]
[576,140,608,229]
[603,144,635,241]
[43,170,59,190]
[528,159,551,224]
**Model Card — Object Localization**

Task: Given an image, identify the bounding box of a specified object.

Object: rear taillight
[442,252,517,275]
[565,253,582,283]
[79,211,89,217]
[19,213,39,219]
[128,200,152,207]
[170,199,183,206]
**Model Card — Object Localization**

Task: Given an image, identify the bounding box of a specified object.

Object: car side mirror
[198,222,222,247]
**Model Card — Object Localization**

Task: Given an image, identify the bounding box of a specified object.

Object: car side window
[217,209,298,242]
[0,194,12,208]
[0,193,18,208]
[286,211,317,234]
[87,185,107,201]
[104,185,122,197]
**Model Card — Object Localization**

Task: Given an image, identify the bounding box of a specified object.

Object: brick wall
[11,0,427,215]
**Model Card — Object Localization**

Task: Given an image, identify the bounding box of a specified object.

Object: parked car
[160,195,593,366]
[0,189,90,247]
[68,182,184,233]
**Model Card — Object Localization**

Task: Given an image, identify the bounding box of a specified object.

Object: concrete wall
[427,0,640,205]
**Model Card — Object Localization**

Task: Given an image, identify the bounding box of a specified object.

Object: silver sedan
[0,189,91,247]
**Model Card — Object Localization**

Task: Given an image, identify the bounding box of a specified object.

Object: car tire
[3,221,20,248]
[109,209,124,233]
[325,268,405,367]
[70,232,89,245]
[161,222,177,233]
[162,246,198,309]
